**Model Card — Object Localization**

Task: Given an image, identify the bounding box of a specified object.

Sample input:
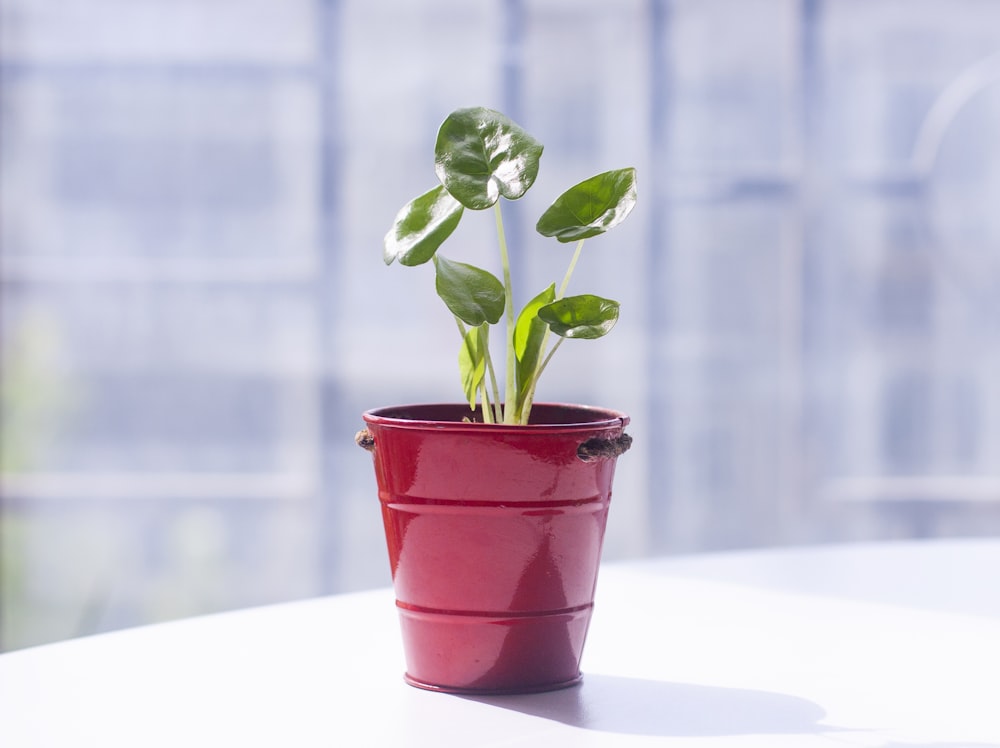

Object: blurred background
[3,0,1000,651]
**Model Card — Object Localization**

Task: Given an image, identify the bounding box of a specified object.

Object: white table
[2,539,999,747]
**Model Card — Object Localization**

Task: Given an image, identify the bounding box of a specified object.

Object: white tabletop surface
[2,539,999,747]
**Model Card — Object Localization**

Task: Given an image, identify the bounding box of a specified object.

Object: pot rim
[362,402,629,432]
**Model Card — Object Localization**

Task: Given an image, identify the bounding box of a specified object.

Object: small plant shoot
[383,106,637,425]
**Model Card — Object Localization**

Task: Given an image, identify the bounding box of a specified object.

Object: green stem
[452,316,482,419]
[517,240,586,424]
[478,340,494,424]
[518,337,565,423]
[558,239,586,299]
[479,382,493,423]
[454,316,495,422]
[494,202,517,423]
[480,324,503,423]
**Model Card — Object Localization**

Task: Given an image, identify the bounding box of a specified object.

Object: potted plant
[356,106,636,694]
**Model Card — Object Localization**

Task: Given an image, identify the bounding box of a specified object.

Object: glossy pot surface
[361,403,630,694]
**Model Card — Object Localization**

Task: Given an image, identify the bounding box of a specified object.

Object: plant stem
[518,336,565,423]
[494,201,517,423]
[453,316,480,418]
[480,384,493,423]
[478,336,494,424]
[517,239,587,424]
[454,316,495,422]
[558,239,586,298]
[480,324,503,423]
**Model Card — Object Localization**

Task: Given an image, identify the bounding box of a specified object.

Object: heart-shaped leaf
[384,185,464,266]
[538,294,620,339]
[458,325,487,409]
[434,107,544,210]
[536,168,637,243]
[434,255,505,327]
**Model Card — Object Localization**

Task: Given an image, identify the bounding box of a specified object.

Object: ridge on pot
[359,403,630,694]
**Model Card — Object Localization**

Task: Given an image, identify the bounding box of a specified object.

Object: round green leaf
[536,168,637,243]
[538,294,620,339]
[434,255,505,327]
[434,107,544,210]
[384,185,464,266]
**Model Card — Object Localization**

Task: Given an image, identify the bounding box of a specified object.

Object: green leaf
[514,283,556,405]
[384,185,464,266]
[538,294,620,339]
[434,107,544,210]
[434,255,505,327]
[458,325,487,409]
[536,168,637,243]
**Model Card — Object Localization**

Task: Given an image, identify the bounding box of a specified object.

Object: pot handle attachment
[355,428,375,452]
[577,432,633,462]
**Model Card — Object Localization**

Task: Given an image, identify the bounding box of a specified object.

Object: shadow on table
[465,673,833,738]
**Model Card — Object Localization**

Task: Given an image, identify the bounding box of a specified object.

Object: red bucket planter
[358,402,631,695]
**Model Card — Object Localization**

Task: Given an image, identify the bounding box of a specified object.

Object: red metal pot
[358,402,631,695]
